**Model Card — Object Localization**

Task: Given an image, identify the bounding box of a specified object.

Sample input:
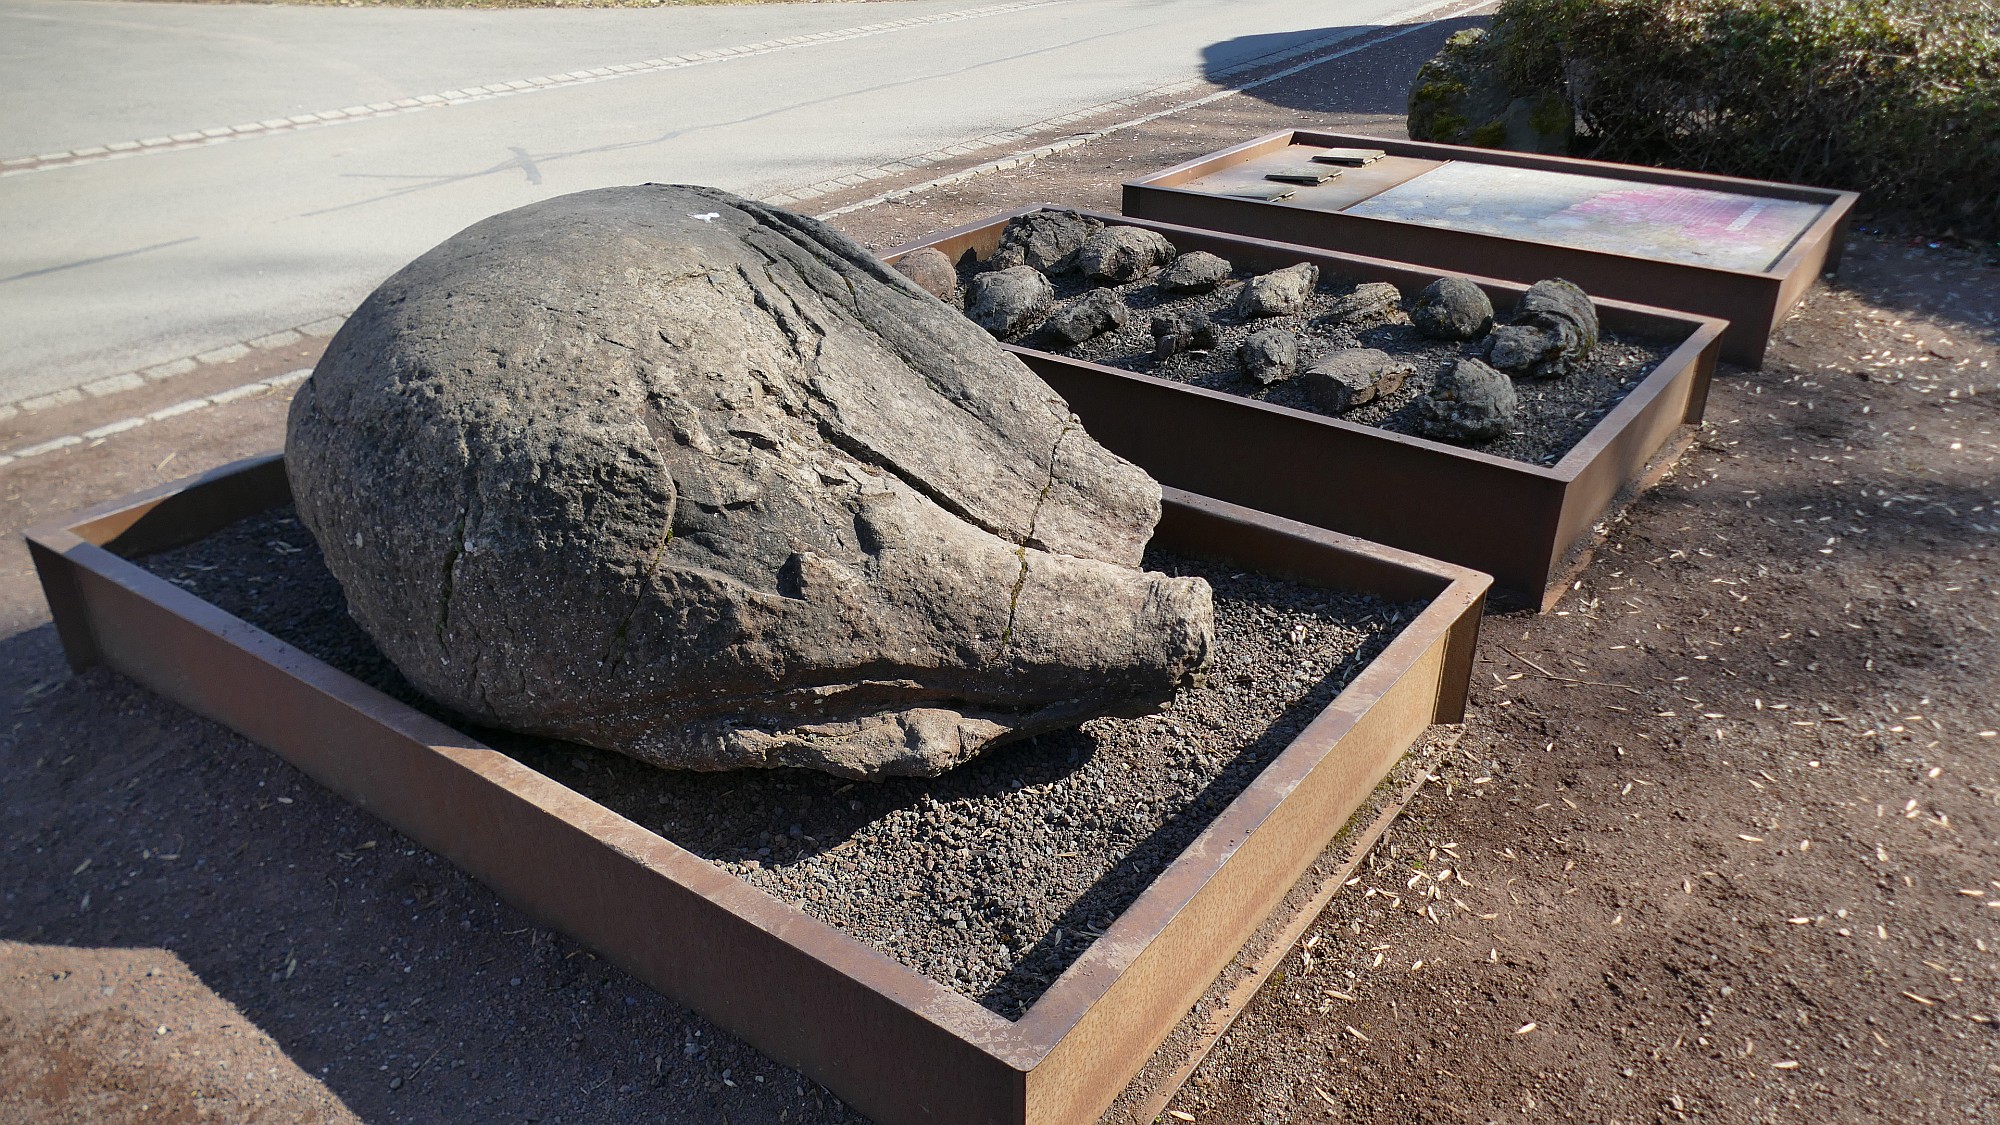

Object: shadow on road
[1200,16,1488,117]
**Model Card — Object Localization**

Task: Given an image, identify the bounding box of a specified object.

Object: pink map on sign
[1564,185,1801,249]
[1345,162,1827,272]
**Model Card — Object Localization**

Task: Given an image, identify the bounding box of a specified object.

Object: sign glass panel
[1345,161,1828,273]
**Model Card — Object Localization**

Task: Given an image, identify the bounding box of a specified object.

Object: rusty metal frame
[1120,129,1858,367]
[1116,733,1449,1123]
[26,453,1487,1125]
[883,207,1723,610]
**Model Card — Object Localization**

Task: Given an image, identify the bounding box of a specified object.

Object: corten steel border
[26,452,1488,1125]
[1120,129,1858,367]
[883,206,1724,610]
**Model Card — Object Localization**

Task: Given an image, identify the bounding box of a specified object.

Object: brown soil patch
[1156,238,2000,1124]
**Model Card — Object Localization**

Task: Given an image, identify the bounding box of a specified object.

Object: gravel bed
[957,251,1675,467]
[139,507,1420,1019]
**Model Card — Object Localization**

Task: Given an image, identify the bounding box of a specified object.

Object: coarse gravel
[140,507,1419,1019]
[954,235,1676,467]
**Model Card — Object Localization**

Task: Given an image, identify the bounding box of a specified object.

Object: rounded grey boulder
[1156,251,1233,294]
[894,246,958,300]
[1410,275,1493,340]
[965,265,1055,337]
[1238,327,1300,384]
[1076,226,1177,284]
[287,185,1214,779]
[1418,357,1519,443]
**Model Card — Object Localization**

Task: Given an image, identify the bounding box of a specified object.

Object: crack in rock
[287,184,1213,778]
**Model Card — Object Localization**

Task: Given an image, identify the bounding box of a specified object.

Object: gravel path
[141,510,1417,1019]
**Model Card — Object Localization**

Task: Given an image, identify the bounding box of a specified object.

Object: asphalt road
[0,0,1446,407]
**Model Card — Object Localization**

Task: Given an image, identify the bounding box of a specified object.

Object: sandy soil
[5,7,1998,1124]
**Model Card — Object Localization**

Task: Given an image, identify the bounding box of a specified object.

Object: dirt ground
[1161,236,2000,1125]
[5,7,1998,1124]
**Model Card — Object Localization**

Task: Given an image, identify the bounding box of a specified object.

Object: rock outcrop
[990,209,1101,273]
[1418,357,1519,442]
[1486,279,1598,378]
[966,266,1055,337]
[1237,263,1318,319]
[287,185,1213,779]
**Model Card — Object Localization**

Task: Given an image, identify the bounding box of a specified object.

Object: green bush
[1486,0,2000,239]
[1409,27,1576,153]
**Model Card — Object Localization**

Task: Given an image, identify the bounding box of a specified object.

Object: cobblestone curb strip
[0,370,311,470]
[0,318,342,420]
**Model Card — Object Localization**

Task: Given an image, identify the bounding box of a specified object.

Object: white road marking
[0,1,1065,178]
[0,316,343,417]
[0,0,1476,465]
[810,0,1477,219]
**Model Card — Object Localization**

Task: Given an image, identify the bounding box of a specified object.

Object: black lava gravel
[139,508,1418,1020]
[957,249,1675,467]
